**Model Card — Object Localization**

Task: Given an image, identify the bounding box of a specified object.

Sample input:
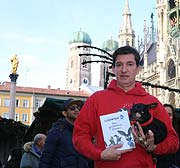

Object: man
[39,98,89,168]
[72,46,179,168]
[20,133,46,168]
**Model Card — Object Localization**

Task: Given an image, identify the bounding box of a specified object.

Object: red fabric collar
[140,116,153,126]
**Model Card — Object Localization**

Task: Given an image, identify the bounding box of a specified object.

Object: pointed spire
[144,19,147,48]
[121,0,132,31]
[150,13,155,43]
[119,0,135,47]
[124,0,131,15]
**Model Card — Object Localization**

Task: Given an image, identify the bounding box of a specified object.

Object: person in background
[20,133,46,168]
[39,98,90,168]
[164,104,175,120]
[156,104,180,168]
[72,46,179,168]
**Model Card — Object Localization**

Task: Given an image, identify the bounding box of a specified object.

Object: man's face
[65,104,81,122]
[112,53,139,91]
[38,135,46,150]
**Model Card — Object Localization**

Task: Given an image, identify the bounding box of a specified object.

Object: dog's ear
[146,103,158,109]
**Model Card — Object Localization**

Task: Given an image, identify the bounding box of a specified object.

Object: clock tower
[66,30,92,91]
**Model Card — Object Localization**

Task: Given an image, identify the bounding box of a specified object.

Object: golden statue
[10,54,19,74]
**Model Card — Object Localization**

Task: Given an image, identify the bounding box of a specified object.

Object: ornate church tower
[156,0,168,66]
[66,30,92,91]
[99,0,135,88]
[156,0,180,106]
[99,38,118,88]
[118,0,135,47]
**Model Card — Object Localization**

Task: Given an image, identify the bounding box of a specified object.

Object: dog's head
[130,103,158,124]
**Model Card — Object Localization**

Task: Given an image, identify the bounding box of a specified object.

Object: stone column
[9,74,19,119]
[9,54,19,120]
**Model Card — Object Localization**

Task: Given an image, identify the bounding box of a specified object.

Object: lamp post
[78,45,113,89]
[9,55,19,120]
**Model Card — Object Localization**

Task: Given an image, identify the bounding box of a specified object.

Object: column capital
[9,74,19,82]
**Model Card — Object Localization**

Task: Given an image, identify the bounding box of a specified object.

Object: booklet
[100,108,135,150]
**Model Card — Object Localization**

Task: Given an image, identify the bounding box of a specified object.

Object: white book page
[100,108,135,150]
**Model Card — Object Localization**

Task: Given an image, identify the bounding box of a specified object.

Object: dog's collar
[140,116,153,126]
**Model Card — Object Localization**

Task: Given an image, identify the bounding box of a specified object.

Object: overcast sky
[0,0,156,89]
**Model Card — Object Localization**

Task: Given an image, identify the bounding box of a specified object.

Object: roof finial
[124,0,130,14]
[150,13,155,43]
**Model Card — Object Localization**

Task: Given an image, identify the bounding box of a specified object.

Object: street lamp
[78,45,114,89]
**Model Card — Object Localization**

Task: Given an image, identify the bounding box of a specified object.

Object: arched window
[169,92,175,106]
[167,59,176,79]
[126,39,130,46]
[82,59,87,68]
[168,0,176,10]
[70,60,74,68]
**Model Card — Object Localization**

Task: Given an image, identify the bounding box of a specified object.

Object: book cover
[100,108,135,150]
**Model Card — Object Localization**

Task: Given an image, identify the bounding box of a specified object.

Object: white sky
[0,0,156,89]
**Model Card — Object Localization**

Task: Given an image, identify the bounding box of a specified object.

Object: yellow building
[0,82,90,125]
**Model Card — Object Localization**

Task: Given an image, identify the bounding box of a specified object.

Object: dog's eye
[141,111,144,114]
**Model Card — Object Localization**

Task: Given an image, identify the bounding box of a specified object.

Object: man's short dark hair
[112,46,140,67]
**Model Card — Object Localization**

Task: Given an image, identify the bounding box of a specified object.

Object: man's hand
[100,144,132,161]
[145,130,156,152]
[132,122,146,144]
[132,122,156,152]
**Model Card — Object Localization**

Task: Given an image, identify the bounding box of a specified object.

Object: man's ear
[136,66,140,75]
[62,111,67,117]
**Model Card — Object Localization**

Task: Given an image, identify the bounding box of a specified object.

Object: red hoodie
[73,80,179,168]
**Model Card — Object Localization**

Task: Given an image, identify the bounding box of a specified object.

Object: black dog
[130,103,167,144]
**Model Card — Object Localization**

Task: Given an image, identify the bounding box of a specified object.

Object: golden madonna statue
[10,54,19,74]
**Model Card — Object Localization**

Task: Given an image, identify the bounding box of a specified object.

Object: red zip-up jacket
[73,80,179,168]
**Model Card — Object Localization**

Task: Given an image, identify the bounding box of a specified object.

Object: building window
[3,112,9,119]
[71,60,74,68]
[168,59,176,79]
[15,113,19,121]
[16,99,20,107]
[4,98,10,107]
[22,114,28,122]
[132,39,134,47]
[70,79,73,84]
[35,99,42,108]
[23,100,29,108]
[82,59,87,68]
[126,39,130,46]
[169,0,176,10]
